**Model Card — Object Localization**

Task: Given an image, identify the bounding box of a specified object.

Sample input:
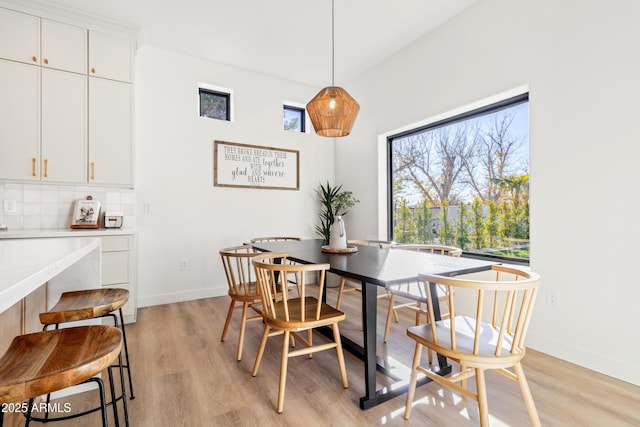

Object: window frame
[283,103,307,133]
[198,83,233,121]
[386,93,530,265]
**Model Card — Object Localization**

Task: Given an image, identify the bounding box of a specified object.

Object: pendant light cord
[331,0,335,86]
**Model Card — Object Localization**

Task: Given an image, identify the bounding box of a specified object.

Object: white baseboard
[528,334,640,387]
[138,287,226,308]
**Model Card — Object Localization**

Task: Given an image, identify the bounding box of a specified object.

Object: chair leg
[391,293,399,323]
[514,362,541,427]
[383,294,395,343]
[107,366,120,427]
[117,308,135,400]
[476,368,489,427]
[252,325,271,376]
[404,342,423,420]
[117,352,130,426]
[277,330,291,413]
[220,298,236,342]
[336,278,347,309]
[237,302,249,361]
[332,323,348,388]
[23,399,35,427]
[307,329,313,359]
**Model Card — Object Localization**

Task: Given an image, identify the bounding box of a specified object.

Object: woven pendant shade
[307,86,360,137]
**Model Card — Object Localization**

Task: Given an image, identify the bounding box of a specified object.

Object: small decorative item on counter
[70,196,101,229]
[104,212,124,229]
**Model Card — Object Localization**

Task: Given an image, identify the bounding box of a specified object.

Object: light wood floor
[5,287,640,426]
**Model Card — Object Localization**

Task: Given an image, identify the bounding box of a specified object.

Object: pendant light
[306,0,360,137]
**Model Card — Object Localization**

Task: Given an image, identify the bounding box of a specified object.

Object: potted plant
[315,181,359,243]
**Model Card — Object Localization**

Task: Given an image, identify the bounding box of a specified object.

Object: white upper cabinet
[89,31,133,83]
[0,9,87,74]
[89,78,133,186]
[0,6,135,187]
[41,19,87,74]
[41,68,87,183]
[0,60,40,181]
[0,8,40,65]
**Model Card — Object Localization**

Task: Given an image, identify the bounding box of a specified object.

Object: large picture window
[388,94,529,262]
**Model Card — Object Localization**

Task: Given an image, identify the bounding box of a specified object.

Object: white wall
[134,46,335,306]
[339,0,640,385]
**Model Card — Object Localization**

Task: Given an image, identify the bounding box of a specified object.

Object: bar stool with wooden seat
[39,288,135,401]
[0,325,127,427]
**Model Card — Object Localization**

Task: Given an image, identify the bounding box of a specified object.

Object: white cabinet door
[0,60,40,181]
[101,235,136,322]
[41,19,87,74]
[88,31,133,83]
[0,8,40,65]
[89,78,133,186]
[41,69,87,183]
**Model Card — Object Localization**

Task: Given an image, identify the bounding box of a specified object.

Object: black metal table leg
[360,280,378,408]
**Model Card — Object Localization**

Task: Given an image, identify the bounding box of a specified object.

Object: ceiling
[20,0,478,87]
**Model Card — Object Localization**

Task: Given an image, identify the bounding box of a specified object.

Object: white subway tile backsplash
[5,188,23,201]
[5,216,23,229]
[42,216,59,229]
[23,216,42,229]
[23,203,42,216]
[0,183,136,231]
[42,190,59,203]
[42,203,58,216]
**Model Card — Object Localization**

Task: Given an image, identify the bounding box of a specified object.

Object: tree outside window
[199,88,230,121]
[389,94,529,261]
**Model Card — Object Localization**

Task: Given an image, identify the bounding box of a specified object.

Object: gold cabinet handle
[31,157,36,176]
[91,162,95,180]
[31,55,37,62]
[43,159,48,178]
[91,67,96,74]
[44,58,49,64]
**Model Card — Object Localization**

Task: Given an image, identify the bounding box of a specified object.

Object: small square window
[200,88,230,121]
[284,105,306,132]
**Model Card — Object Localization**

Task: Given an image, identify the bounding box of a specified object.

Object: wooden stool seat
[39,289,129,325]
[40,288,135,404]
[0,325,126,427]
[0,325,122,402]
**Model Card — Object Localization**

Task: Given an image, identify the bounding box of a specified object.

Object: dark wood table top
[251,239,498,286]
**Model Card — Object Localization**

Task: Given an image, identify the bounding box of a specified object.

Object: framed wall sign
[214,140,299,190]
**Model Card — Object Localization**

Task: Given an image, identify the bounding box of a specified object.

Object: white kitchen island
[0,237,101,354]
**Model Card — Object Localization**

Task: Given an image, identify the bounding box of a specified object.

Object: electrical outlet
[547,288,559,307]
[143,202,152,214]
[180,259,189,271]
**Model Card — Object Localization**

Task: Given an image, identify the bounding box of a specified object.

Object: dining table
[249,238,498,409]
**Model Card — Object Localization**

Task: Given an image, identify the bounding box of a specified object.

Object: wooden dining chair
[335,239,395,310]
[384,244,462,344]
[219,245,266,362]
[403,265,541,427]
[251,252,348,414]
[250,236,302,296]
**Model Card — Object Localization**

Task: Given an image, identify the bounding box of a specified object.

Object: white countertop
[0,228,136,240]
[0,237,101,313]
